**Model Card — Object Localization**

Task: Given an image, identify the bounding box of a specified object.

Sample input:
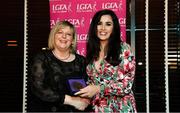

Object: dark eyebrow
[106,21,113,24]
[106,21,113,23]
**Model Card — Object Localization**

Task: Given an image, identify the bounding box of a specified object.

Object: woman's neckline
[52,50,70,61]
[51,50,75,62]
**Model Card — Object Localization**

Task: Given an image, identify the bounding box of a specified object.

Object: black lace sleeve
[29,51,64,104]
[76,54,88,82]
[82,56,88,82]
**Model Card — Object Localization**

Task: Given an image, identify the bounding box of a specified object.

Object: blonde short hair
[48,21,77,53]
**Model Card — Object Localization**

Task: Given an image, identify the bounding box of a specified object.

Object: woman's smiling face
[54,26,73,51]
[97,15,113,42]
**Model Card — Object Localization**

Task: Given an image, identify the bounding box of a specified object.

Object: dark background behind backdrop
[0,0,50,111]
[0,0,24,111]
[0,0,179,112]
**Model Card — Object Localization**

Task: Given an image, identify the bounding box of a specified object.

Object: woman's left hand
[74,85,100,98]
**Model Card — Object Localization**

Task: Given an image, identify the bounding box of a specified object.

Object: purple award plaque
[67,78,86,94]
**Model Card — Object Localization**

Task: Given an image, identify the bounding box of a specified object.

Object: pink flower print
[112,83,118,89]
[104,88,110,95]
[104,67,108,74]
[118,101,122,109]
[117,88,121,94]
[129,62,134,69]
[123,59,130,71]
[117,69,124,80]
[122,96,128,106]
[101,98,108,107]
[111,68,115,75]
[104,61,111,68]
[124,50,130,59]
[122,78,128,87]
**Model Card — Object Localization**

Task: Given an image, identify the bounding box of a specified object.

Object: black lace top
[27,50,88,112]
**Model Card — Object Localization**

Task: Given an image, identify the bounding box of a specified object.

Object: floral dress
[86,42,137,113]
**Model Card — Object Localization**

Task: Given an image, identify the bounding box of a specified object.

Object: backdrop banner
[49,0,126,56]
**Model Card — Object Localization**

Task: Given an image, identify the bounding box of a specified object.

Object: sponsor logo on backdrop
[102,1,123,11]
[52,3,72,13]
[50,18,85,28]
[119,18,126,26]
[50,0,126,54]
[77,34,87,42]
[76,2,97,12]
[77,48,86,56]
[50,19,60,28]
[65,18,85,27]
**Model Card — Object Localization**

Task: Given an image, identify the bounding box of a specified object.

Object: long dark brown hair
[86,9,122,66]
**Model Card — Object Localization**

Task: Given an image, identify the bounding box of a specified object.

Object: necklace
[52,51,71,61]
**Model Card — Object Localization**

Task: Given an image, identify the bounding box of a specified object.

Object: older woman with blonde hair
[28,21,90,112]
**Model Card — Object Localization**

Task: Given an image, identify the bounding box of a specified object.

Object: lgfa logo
[50,18,85,28]
[65,17,85,28]
[52,3,72,13]
[119,18,126,25]
[77,34,87,42]
[50,19,60,28]
[102,1,123,11]
[76,47,86,56]
[76,2,97,12]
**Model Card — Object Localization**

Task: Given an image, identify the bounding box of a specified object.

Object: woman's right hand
[71,96,90,111]
[74,85,100,98]
[64,95,90,111]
